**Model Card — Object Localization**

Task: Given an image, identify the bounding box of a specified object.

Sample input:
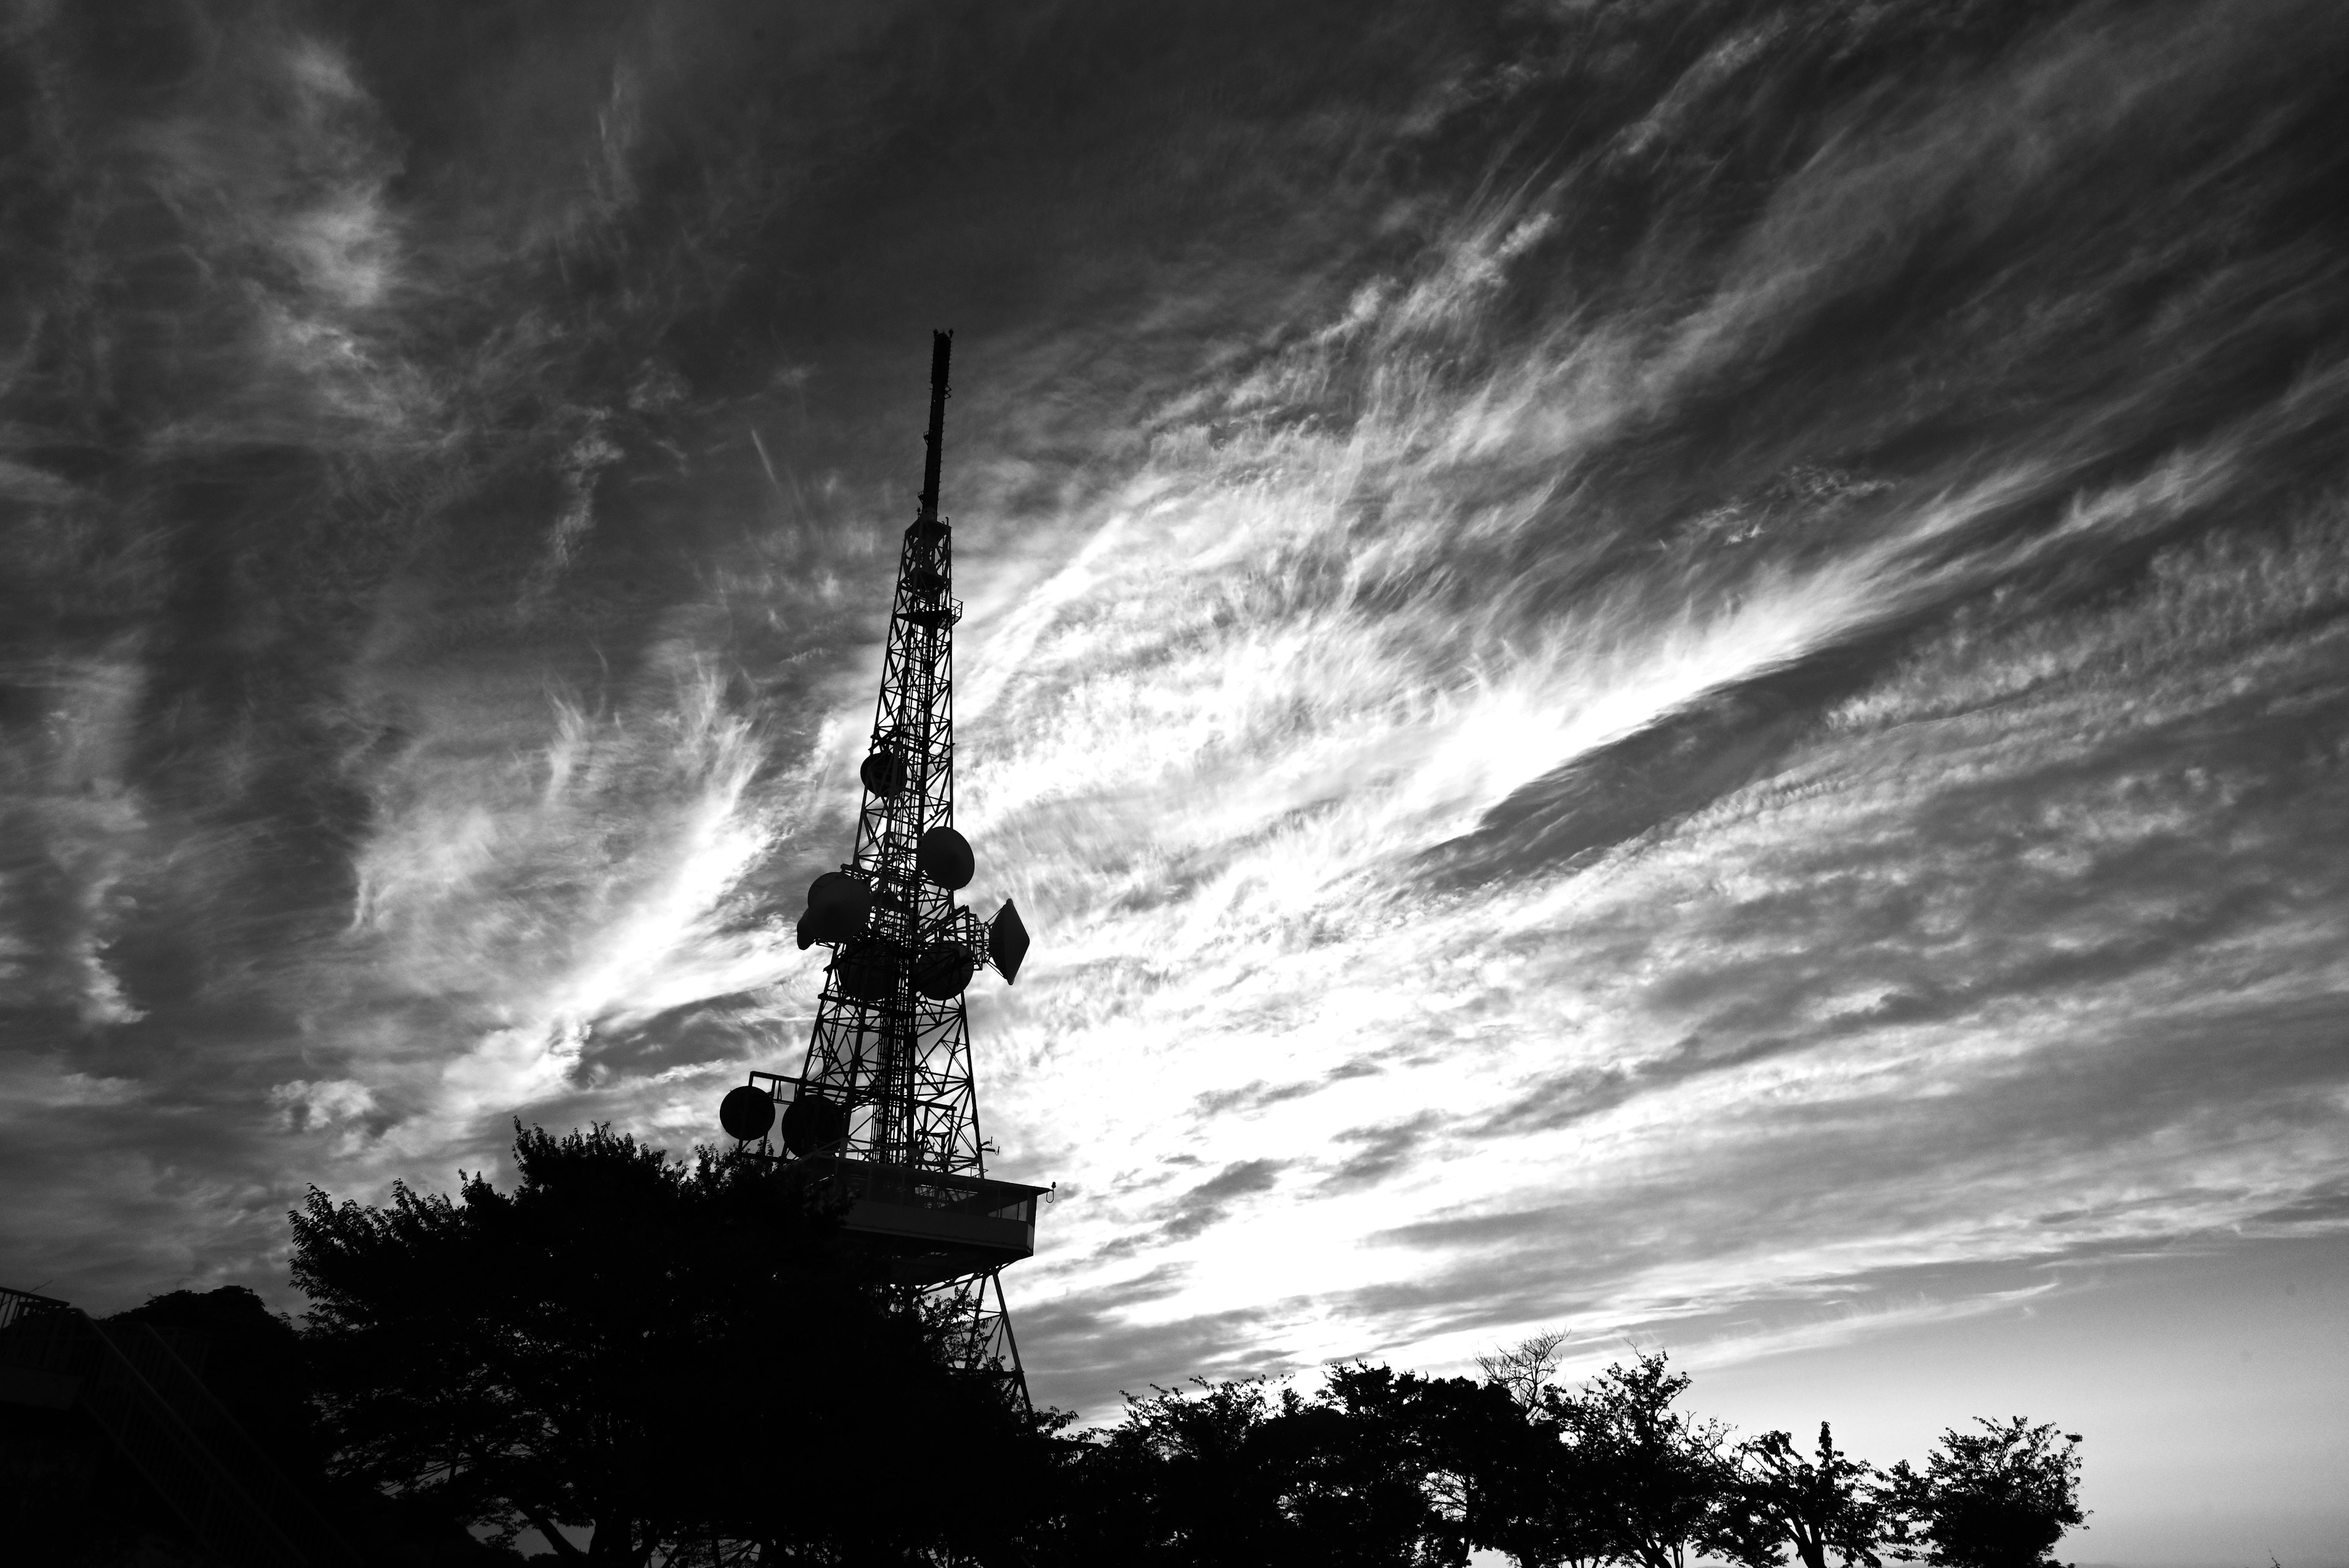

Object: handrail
[0,1282,72,1334]
[0,1285,81,1376]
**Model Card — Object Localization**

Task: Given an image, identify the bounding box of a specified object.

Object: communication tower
[720,332,1041,1409]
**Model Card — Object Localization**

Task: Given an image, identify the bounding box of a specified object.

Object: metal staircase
[0,1284,363,1567]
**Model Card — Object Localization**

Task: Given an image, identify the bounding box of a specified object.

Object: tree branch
[518,1504,590,1564]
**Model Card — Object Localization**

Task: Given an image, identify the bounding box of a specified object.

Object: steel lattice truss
[756,332,1034,1410]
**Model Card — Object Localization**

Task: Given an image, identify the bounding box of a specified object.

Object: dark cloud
[1321,1113,1441,1191]
[1155,1158,1289,1243]
[1191,1076,1337,1118]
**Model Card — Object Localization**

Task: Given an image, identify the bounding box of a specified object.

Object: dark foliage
[1066,1376,1299,1564]
[291,1123,1046,1567]
[1042,1346,2080,1568]
[1718,1422,1885,1568]
[3,1284,511,1567]
[1539,1352,1740,1568]
[103,1285,315,1475]
[1882,1419,2086,1568]
[280,1129,2088,1568]
[1052,1365,1520,1567]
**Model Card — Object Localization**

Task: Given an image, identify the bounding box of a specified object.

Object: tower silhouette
[722,332,1039,1408]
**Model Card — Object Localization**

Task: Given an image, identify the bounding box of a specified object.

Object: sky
[3,1,2347,1561]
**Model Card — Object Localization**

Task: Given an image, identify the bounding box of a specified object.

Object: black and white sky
[4,2,2348,1561]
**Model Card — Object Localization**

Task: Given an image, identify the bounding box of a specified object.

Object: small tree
[1288,1364,1525,1567]
[1072,1377,1305,1564]
[1883,1419,2085,1568]
[1545,1351,1737,1568]
[1716,1422,1884,1568]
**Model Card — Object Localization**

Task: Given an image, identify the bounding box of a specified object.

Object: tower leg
[918,1268,1030,1416]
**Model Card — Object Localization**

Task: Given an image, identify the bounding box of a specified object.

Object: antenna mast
[722,332,1038,1408]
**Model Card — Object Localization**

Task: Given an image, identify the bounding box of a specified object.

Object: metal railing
[0,1284,77,1373]
[0,1282,70,1334]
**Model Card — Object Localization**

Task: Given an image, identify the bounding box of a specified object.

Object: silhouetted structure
[723,331,1043,1408]
[0,1282,363,1567]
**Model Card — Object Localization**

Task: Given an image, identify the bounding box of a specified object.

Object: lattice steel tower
[720,332,1039,1409]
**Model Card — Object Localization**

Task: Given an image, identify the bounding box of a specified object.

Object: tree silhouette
[1453,1339,1603,1568]
[1284,1364,1523,1567]
[284,1151,2090,1568]
[1071,1377,1304,1564]
[291,1123,1039,1566]
[1716,1422,1885,1568]
[103,1286,317,1483]
[1882,1419,2085,1568]
[1543,1351,1739,1568]
[1052,1365,1534,1567]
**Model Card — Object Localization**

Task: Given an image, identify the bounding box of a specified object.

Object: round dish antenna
[914,942,976,1000]
[780,1094,848,1156]
[918,825,974,890]
[860,749,908,797]
[836,940,896,1003]
[718,1084,776,1142]
[797,872,874,948]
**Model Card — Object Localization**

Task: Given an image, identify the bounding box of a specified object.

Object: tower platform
[789,1157,1047,1287]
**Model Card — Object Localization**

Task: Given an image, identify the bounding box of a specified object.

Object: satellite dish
[860,749,907,798]
[798,874,872,947]
[989,899,1030,984]
[718,1084,776,1142]
[780,1094,848,1156]
[836,940,896,1003]
[807,872,868,912]
[917,826,973,890]
[914,942,975,1000]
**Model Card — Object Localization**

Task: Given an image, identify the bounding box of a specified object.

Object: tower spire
[919,329,951,524]
[721,332,1039,1409]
